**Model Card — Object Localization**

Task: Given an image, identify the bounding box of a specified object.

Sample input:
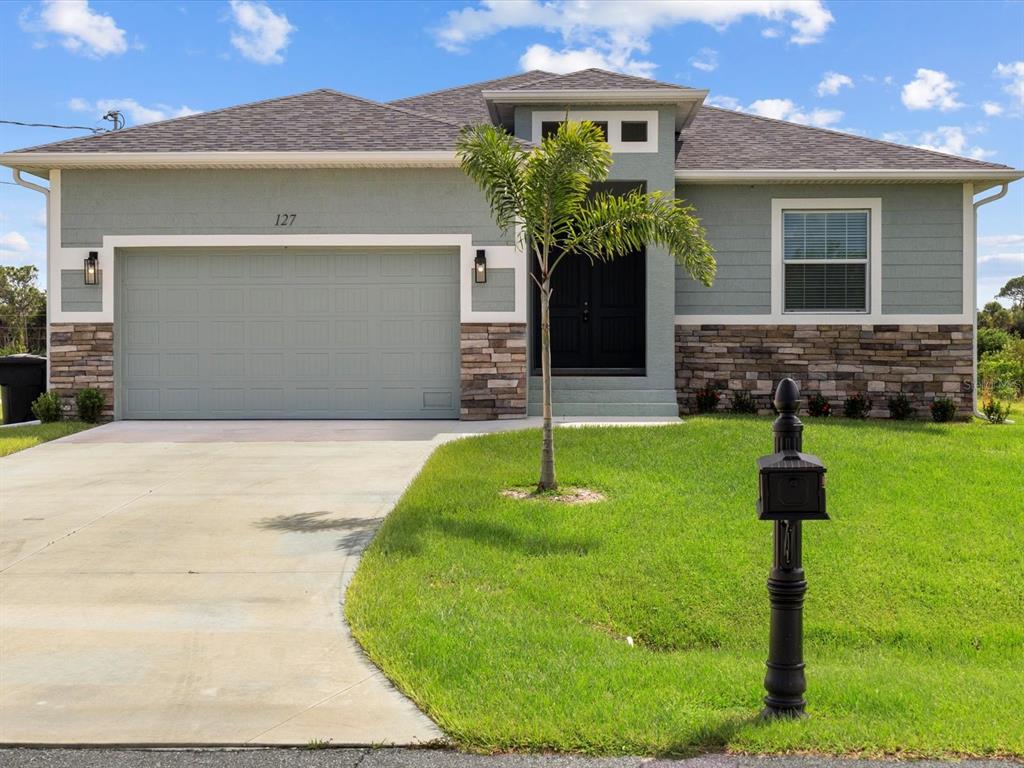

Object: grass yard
[346,415,1024,757]
[0,421,92,457]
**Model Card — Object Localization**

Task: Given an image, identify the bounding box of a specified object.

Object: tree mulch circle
[501,486,606,505]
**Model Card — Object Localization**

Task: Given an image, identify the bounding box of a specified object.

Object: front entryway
[118,247,460,419]
[532,247,646,375]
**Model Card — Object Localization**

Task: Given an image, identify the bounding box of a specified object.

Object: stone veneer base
[49,322,115,421]
[676,323,974,419]
[460,322,528,420]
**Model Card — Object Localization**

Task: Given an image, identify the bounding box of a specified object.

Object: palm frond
[456,124,527,235]
[566,191,717,286]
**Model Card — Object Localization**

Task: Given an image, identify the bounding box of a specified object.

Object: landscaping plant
[75,387,105,423]
[888,392,915,420]
[806,392,831,417]
[30,391,62,423]
[694,387,720,413]
[979,336,1024,397]
[730,390,758,414]
[457,121,715,491]
[929,397,957,423]
[980,384,1011,424]
[843,391,871,418]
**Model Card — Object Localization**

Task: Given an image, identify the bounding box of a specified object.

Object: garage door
[118,247,460,419]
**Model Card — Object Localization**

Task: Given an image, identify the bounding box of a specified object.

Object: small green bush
[979,337,1024,397]
[730,391,758,414]
[843,392,871,418]
[694,387,720,413]
[888,392,915,420]
[930,397,957,423]
[75,387,105,423]
[977,326,1011,359]
[30,391,63,423]
[806,393,831,417]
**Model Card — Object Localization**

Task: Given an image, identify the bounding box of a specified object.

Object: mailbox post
[757,378,829,719]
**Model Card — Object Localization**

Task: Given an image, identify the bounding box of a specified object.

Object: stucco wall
[674,183,965,316]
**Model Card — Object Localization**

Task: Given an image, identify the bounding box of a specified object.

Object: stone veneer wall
[49,322,115,420]
[460,322,528,420]
[676,324,974,419]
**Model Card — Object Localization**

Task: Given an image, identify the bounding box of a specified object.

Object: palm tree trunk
[538,276,557,491]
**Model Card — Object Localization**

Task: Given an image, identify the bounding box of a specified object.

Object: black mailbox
[756,449,827,520]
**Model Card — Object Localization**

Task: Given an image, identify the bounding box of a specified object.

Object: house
[2,69,1020,421]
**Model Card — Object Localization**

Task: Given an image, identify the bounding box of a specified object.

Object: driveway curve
[0,421,481,745]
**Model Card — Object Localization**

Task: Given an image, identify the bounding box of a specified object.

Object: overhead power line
[0,119,104,134]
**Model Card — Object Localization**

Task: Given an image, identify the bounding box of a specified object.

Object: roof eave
[0,151,461,171]
[482,89,709,130]
[675,168,1024,183]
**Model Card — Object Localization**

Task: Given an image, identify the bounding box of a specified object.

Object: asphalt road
[0,749,1016,768]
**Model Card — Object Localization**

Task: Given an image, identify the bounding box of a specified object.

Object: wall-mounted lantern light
[474,249,487,284]
[84,251,99,285]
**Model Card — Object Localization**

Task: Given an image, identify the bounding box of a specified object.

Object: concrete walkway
[1,418,676,746]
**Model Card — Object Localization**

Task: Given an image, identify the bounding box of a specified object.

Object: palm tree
[457,120,715,492]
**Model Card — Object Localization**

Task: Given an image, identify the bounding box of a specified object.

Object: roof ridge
[317,88,468,130]
[389,71,554,104]
[699,105,1012,170]
[507,67,695,91]
[11,88,342,153]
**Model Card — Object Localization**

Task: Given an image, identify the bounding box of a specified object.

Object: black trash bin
[0,354,47,425]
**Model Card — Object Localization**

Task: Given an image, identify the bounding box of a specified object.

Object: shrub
[30,391,63,423]
[977,326,1011,359]
[979,337,1024,397]
[806,393,831,417]
[888,392,914,420]
[694,387,720,413]
[979,384,1011,424]
[930,397,957,423]
[730,391,758,414]
[75,387,105,423]
[843,392,871,419]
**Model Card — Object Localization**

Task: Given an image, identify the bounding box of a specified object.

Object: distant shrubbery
[977,279,1024,418]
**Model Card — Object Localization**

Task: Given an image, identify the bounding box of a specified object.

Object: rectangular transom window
[783,210,869,312]
[620,121,648,143]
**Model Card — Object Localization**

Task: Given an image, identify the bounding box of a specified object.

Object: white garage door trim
[113,246,464,421]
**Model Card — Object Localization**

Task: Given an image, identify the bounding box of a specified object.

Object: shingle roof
[12,89,466,154]
[505,68,698,92]
[389,70,554,124]
[676,106,1013,171]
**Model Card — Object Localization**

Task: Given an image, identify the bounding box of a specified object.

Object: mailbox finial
[774,378,800,415]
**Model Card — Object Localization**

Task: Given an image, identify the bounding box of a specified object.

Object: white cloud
[979,234,1024,249]
[34,208,48,228]
[69,97,199,126]
[520,44,653,77]
[901,68,963,111]
[977,250,1024,266]
[436,1,833,77]
[689,47,718,72]
[27,0,128,58]
[982,101,1004,117]
[708,95,843,128]
[913,126,994,159]
[817,71,853,96]
[994,61,1024,111]
[0,231,31,253]
[761,28,781,39]
[228,0,295,65]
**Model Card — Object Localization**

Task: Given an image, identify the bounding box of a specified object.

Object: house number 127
[275,213,296,226]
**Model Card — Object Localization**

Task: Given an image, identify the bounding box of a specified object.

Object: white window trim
[531,110,659,153]
[777,204,873,315]
[774,197,882,322]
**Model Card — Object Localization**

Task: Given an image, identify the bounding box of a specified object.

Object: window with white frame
[782,210,869,312]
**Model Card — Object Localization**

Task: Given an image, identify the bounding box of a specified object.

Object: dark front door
[532,247,646,375]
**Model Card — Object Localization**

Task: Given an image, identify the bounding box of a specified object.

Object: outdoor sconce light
[756,378,830,720]
[84,251,99,285]
[474,249,487,283]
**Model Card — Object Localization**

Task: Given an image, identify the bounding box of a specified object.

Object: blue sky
[1,0,1022,305]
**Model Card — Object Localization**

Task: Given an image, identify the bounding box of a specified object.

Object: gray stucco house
[2,68,1020,420]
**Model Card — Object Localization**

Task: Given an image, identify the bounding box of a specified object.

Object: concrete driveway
[0,420,502,745]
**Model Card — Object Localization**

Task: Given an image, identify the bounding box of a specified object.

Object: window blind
[783,210,869,312]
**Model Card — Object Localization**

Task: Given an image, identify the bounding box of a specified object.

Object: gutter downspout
[971,182,1010,417]
[11,170,51,386]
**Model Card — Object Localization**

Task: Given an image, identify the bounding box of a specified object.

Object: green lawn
[346,416,1024,757]
[0,421,92,457]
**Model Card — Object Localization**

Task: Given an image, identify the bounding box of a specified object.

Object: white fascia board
[676,169,1024,183]
[0,151,460,171]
